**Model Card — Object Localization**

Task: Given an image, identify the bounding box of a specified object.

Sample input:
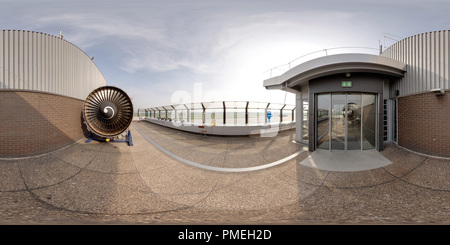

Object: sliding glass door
[316,93,377,151]
[316,94,330,150]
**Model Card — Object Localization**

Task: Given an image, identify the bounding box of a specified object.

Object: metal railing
[138,101,296,126]
[264,46,381,79]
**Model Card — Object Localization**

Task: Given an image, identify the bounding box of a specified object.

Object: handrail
[138,100,296,126]
[263,46,380,78]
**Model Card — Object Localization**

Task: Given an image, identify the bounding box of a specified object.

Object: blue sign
[267,111,272,122]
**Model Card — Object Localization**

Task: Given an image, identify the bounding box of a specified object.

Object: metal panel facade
[381,30,450,97]
[0,30,106,100]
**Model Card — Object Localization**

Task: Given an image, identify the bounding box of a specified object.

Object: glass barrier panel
[205,109,224,126]
[203,101,224,109]
[176,109,188,123]
[160,110,167,120]
[187,103,204,110]
[282,109,293,122]
[190,110,203,125]
[247,109,266,125]
[267,110,280,123]
[225,108,246,125]
[225,101,247,109]
[140,101,295,126]
[248,102,269,109]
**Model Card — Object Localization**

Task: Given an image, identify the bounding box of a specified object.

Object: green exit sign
[342,81,352,87]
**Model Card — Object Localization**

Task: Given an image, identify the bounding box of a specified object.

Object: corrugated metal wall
[381,30,450,98]
[0,30,106,100]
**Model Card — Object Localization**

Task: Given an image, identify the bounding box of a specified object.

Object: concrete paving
[0,120,449,224]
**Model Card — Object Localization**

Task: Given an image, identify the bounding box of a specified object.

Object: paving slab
[0,120,449,224]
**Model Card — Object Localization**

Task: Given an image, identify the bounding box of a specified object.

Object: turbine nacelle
[82,86,134,141]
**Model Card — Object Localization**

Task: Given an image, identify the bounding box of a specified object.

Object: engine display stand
[85,130,133,146]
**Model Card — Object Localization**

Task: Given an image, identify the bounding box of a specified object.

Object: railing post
[223,101,226,125]
[245,101,249,125]
[292,107,295,122]
[171,105,176,121]
[280,104,286,123]
[201,103,205,124]
[184,104,189,123]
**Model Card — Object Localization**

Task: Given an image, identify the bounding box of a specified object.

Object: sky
[1,0,449,110]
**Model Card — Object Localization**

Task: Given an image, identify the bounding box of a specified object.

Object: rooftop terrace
[1,120,450,225]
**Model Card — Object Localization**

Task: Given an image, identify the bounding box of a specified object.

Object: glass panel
[225,101,247,109]
[177,109,188,123]
[167,110,174,120]
[302,99,309,142]
[268,103,285,110]
[267,109,280,123]
[248,102,269,109]
[190,110,203,124]
[173,104,187,110]
[317,94,330,150]
[187,103,203,110]
[248,109,266,125]
[283,104,296,110]
[225,109,246,125]
[331,94,346,150]
[203,101,223,109]
[282,109,293,122]
[346,94,362,150]
[362,94,376,150]
[205,109,223,126]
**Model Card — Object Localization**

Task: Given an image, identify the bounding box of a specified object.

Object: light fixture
[345,72,351,78]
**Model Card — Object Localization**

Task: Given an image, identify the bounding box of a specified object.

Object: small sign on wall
[341,81,352,88]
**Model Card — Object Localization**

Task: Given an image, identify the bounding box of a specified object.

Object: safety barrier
[138,101,296,136]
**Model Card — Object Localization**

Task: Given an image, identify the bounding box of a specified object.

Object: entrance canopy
[263,53,406,92]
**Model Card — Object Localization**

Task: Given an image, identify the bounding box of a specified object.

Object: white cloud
[36,13,164,46]
[29,4,381,79]
[34,11,231,74]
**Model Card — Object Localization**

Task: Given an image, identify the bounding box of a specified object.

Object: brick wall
[0,91,86,158]
[398,92,450,157]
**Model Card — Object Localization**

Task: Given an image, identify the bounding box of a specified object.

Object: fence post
[223,101,226,125]
[201,103,205,124]
[245,101,249,124]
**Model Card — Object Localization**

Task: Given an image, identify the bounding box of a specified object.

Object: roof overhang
[264,53,406,91]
